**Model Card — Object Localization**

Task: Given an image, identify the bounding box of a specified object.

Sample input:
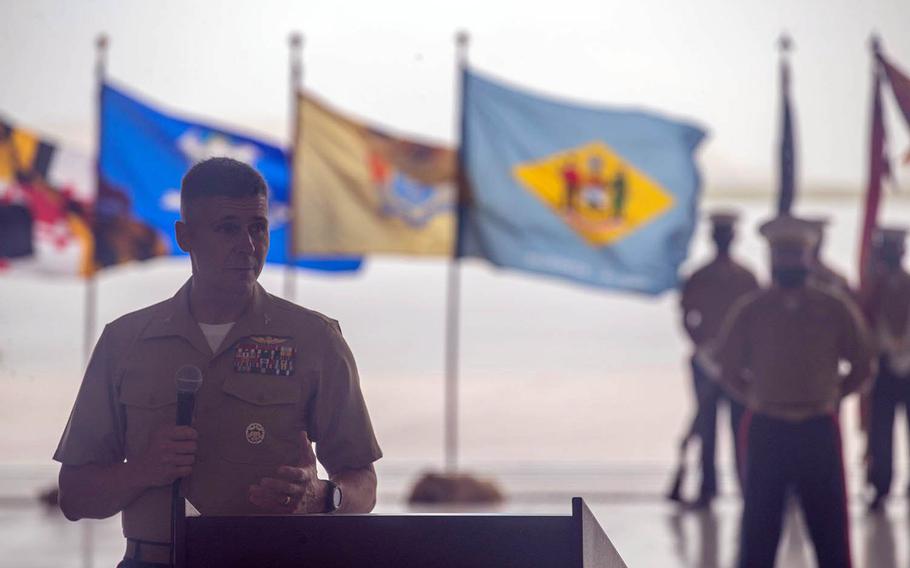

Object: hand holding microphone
[132,365,202,488]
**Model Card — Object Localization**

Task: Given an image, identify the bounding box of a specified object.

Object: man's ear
[175,220,192,253]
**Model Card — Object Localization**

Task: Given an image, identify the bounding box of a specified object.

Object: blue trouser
[691,357,745,497]
[868,357,910,497]
[739,412,851,568]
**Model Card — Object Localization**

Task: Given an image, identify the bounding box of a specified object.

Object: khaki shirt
[54,280,382,543]
[867,269,910,341]
[680,257,759,348]
[715,284,874,421]
[809,261,853,299]
[867,269,910,374]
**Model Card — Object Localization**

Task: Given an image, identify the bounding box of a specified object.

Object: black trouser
[691,357,745,497]
[739,412,851,568]
[868,358,910,497]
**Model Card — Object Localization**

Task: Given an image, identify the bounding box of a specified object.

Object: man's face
[770,243,811,288]
[176,194,269,296]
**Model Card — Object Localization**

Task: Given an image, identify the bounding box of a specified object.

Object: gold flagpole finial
[870,33,882,56]
[778,33,793,54]
[456,30,469,49]
[95,33,109,80]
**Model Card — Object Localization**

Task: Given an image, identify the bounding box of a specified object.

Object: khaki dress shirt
[54,280,382,543]
[681,257,759,348]
[715,284,875,421]
[867,269,910,374]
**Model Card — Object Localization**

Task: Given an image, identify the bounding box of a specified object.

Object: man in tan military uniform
[679,211,759,506]
[715,216,874,568]
[865,227,910,510]
[805,217,853,298]
[54,158,382,567]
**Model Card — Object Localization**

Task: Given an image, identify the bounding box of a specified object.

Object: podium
[176,497,627,567]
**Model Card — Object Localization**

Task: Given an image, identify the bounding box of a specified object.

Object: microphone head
[175,365,203,394]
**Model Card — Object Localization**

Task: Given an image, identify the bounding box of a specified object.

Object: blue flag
[97,82,362,272]
[458,70,706,294]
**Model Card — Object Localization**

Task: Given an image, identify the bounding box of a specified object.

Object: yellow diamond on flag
[512,141,675,247]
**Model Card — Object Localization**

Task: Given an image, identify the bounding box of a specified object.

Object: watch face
[331,485,343,509]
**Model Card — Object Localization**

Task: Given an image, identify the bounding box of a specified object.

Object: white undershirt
[198,322,235,353]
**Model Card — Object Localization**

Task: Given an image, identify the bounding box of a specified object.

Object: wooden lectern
[175,497,627,567]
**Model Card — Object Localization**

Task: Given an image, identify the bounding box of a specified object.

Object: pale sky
[2,0,910,193]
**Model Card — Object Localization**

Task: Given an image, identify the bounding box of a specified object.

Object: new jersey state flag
[99,82,362,273]
[292,94,456,255]
[458,70,706,294]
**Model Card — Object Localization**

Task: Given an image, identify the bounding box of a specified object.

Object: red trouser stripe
[737,409,753,485]
[830,412,853,568]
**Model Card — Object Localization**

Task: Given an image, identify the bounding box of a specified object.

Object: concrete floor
[2,491,909,568]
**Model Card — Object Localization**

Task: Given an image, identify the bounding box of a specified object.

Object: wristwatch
[325,480,342,513]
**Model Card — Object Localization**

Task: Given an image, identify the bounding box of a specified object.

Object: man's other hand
[249,431,327,514]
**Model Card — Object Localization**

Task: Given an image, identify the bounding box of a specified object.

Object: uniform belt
[124,538,172,565]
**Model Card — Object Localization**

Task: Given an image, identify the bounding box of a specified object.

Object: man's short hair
[180,157,268,220]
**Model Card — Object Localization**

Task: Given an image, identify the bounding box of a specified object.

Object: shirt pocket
[118,377,177,460]
[216,375,302,465]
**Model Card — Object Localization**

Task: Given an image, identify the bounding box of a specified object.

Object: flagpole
[776,33,795,216]
[859,35,886,297]
[443,31,469,473]
[283,32,304,302]
[84,34,107,368]
[857,34,890,444]
[78,31,108,568]
[857,34,887,441]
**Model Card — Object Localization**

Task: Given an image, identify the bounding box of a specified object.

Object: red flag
[857,56,889,435]
[858,64,887,295]
[878,53,910,165]
[879,54,910,128]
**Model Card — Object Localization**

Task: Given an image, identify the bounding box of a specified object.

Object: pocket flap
[118,379,177,409]
[222,375,301,406]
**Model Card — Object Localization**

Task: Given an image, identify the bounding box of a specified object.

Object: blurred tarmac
[2,463,910,567]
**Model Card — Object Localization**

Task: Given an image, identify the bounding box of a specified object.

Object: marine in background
[865,227,910,511]
[715,215,874,568]
[805,217,853,298]
[678,211,759,507]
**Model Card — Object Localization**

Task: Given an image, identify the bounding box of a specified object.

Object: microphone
[175,365,203,426]
[173,365,202,567]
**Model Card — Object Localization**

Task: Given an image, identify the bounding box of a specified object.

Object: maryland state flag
[0,118,94,276]
[292,94,456,255]
[458,70,706,294]
[99,83,361,273]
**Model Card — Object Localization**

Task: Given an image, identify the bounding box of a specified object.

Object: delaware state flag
[458,70,706,294]
[98,82,362,273]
